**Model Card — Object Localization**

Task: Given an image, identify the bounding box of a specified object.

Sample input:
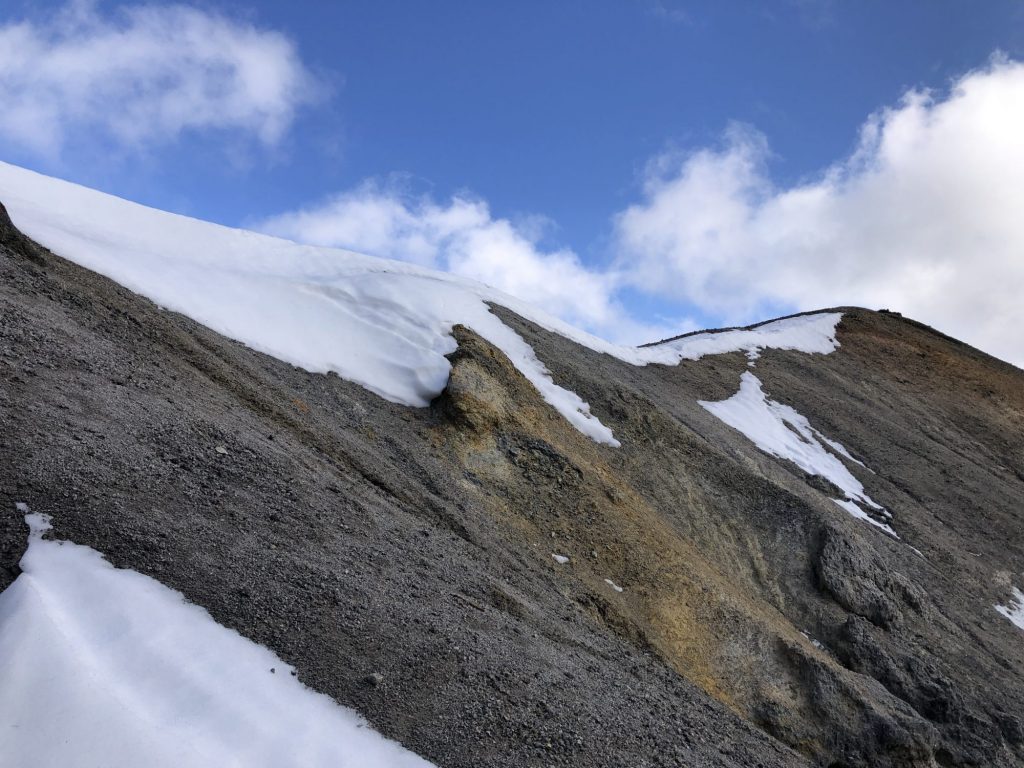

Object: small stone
[604,578,624,593]
[215,445,228,455]
[366,671,384,687]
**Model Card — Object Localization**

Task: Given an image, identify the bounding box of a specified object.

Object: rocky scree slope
[2,202,1024,768]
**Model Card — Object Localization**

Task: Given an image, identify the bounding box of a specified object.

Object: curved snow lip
[0,162,625,444]
[0,505,434,768]
[0,161,842,447]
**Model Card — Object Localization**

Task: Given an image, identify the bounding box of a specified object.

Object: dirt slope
[2,203,1023,767]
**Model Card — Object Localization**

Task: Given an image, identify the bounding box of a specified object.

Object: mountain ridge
[2,190,1024,767]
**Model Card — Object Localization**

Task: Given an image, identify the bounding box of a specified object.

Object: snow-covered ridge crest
[0,161,842,446]
[644,312,843,363]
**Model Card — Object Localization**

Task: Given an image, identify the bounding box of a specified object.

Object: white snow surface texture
[997,587,1024,631]
[0,161,843,447]
[699,372,896,537]
[0,509,434,768]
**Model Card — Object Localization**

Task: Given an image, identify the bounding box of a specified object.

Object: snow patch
[700,372,896,537]
[643,312,843,364]
[23,510,52,537]
[996,587,1024,631]
[551,554,569,565]
[604,578,624,593]
[0,505,434,768]
[800,630,825,651]
[833,498,897,538]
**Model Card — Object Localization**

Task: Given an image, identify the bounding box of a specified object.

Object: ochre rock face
[2,209,1023,768]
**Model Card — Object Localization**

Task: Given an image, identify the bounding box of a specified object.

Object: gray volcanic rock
[2,202,1023,767]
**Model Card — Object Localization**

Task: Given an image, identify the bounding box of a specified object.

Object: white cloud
[614,57,1024,367]
[0,1,319,155]
[234,50,1024,366]
[259,181,687,345]
[648,1,691,25]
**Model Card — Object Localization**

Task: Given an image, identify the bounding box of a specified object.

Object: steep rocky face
[493,305,1024,767]
[2,205,1023,767]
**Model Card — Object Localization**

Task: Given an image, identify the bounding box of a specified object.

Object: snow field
[0,507,434,768]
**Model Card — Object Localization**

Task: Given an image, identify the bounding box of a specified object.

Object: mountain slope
[2,177,1023,767]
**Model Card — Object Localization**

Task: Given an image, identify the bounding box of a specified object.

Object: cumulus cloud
[246,53,1024,365]
[260,55,1024,363]
[614,57,1024,366]
[0,1,319,155]
[259,182,686,344]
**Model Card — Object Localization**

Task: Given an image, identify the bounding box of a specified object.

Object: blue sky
[2,1,1024,362]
